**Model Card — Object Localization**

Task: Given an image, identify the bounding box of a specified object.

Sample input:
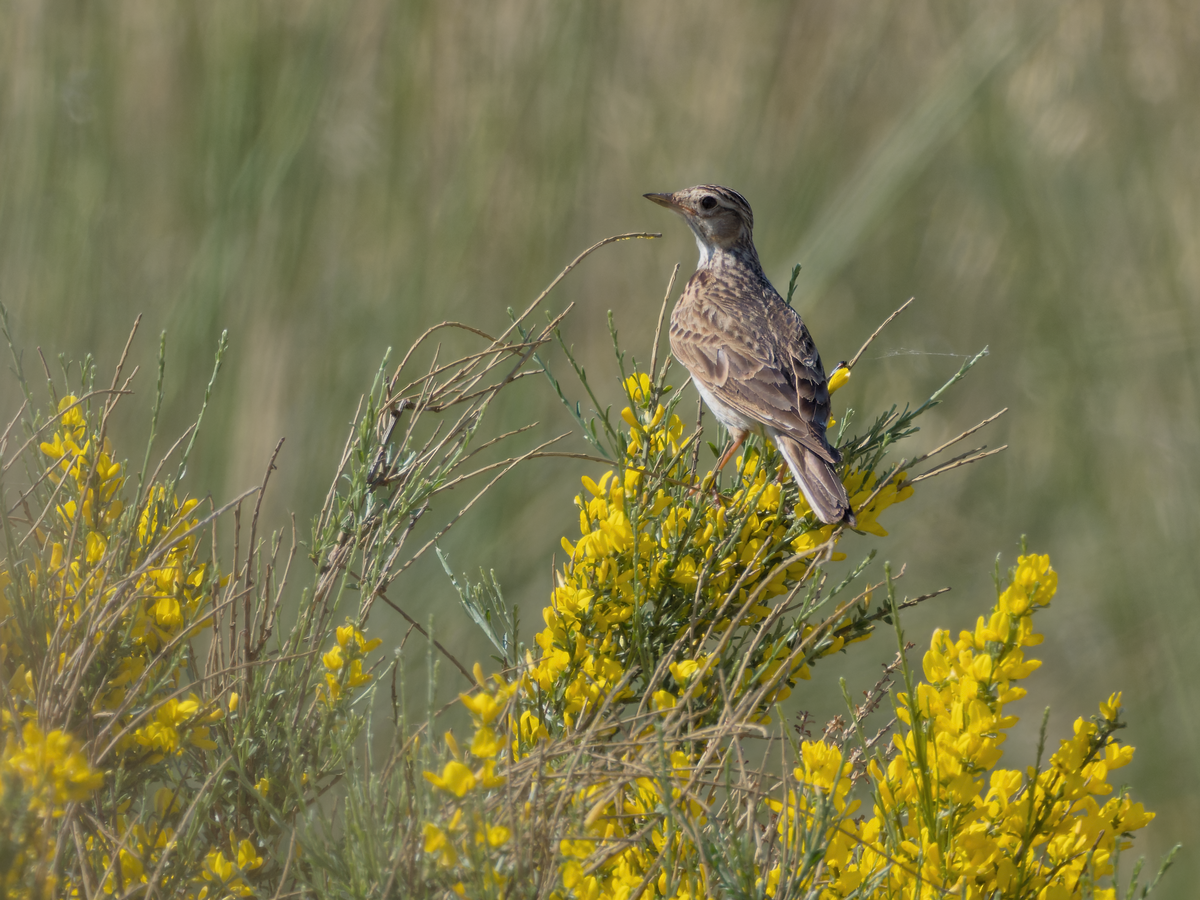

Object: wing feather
[669,271,840,464]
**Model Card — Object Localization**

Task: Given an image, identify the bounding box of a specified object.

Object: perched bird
[645,185,854,525]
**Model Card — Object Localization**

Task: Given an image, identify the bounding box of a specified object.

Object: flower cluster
[421,666,516,893]
[318,622,383,706]
[837,554,1150,899]
[0,722,104,898]
[71,789,266,899]
[532,373,911,734]
[8,397,220,765]
[754,554,1156,899]
[0,395,233,896]
[200,835,265,898]
[1,723,104,812]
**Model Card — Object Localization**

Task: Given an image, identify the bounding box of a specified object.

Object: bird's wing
[670,278,839,463]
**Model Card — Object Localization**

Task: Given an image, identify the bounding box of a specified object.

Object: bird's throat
[693,240,764,277]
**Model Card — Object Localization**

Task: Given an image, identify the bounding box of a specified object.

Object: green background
[1,1,1195,888]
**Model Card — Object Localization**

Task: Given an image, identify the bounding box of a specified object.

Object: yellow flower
[516,711,548,747]
[1099,691,1122,721]
[320,672,342,704]
[623,373,654,407]
[236,838,263,871]
[424,761,476,797]
[560,838,595,859]
[190,724,217,750]
[669,657,705,687]
[460,689,507,724]
[423,823,458,867]
[133,696,212,758]
[153,595,183,629]
[202,850,234,883]
[470,726,503,758]
[323,645,344,671]
[478,759,506,789]
[797,740,846,792]
[85,531,107,566]
[344,659,372,688]
[478,824,511,848]
[336,623,383,654]
[652,690,677,711]
[5,723,104,807]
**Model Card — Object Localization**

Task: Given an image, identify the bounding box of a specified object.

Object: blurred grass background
[1,0,1196,887]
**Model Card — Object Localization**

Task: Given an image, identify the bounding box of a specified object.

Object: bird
[644,185,854,526]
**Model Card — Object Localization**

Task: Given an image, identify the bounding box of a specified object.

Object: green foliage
[0,250,1176,897]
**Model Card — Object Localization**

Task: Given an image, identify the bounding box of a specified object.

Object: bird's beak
[644,192,681,211]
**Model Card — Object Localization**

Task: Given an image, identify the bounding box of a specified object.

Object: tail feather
[772,432,855,526]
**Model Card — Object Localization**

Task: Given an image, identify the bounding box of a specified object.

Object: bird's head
[644,185,756,267]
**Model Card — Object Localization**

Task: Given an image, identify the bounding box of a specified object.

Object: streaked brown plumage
[645,185,854,525]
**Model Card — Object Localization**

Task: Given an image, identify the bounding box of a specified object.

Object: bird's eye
[700,196,718,211]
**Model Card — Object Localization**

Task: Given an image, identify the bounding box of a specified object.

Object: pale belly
[692,376,762,436]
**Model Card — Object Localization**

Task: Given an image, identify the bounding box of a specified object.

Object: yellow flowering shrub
[765,553,1155,899]
[0,287,574,897]
[0,393,224,896]
[0,259,1172,899]
[0,387,387,896]
[532,372,912,735]
[414,349,1170,899]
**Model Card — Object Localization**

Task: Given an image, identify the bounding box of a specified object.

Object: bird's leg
[715,430,748,473]
[704,430,748,502]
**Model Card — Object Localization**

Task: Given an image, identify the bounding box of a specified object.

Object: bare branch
[847,297,914,370]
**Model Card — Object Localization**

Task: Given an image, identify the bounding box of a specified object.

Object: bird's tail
[772,432,855,526]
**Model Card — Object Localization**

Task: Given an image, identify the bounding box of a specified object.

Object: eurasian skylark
[645,185,853,526]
